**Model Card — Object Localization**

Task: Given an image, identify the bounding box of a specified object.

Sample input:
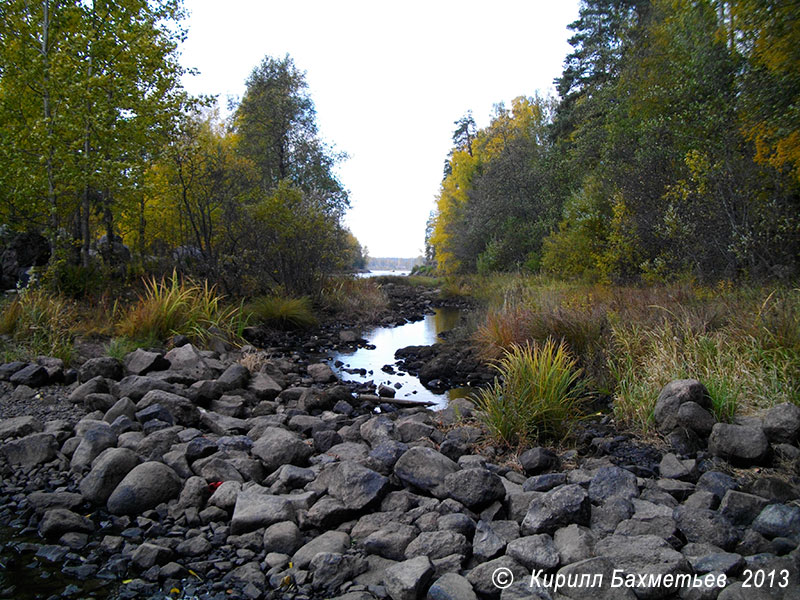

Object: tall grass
[117,271,249,345]
[469,275,799,434]
[246,295,318,329]
[319,277,389,323]
[474,339,586,446]
[0,289,76,362]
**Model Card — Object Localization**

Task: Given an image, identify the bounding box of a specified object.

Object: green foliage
[474,339,586,447]
[246,295,317,330]
[117,271,248,345]
[0,289,75,362]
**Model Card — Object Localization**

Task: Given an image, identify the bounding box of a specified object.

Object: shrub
[246,295,318,329]
[117,271,248,344]
[473,339,586,446]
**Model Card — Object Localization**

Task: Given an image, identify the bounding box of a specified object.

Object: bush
[246,295,317,329]
[117,271,248,344]
[473,339,586,446]
[319,277,388,323]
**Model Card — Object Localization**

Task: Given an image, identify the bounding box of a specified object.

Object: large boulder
[106,461,181,515]
[230,487,295,534]
[70,422,118,472]
[326,461,389,510]
[522,484,591,535]
[762,402,800,444]
[394,446,460,499]
[123,349,170,376]
[0,432,58,468]
[708,423,770,465]
[251,426,313,475]
[653,379,710,434]
[444,468,506,509]
[79,447,139,505]
[0,415,43,440]
[79,357,123,383]
[383,556,434,600]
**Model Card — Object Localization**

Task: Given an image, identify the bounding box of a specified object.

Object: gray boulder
[444,468,506,509]
[230,487,295,534]
[405,531,469,560]
[251,426,313,475]
[507,534,560,571]
[292,530,350,569]
[383,556,434,600]
[327,461,389,510]
[0,432,58,468]
[79,447,139,504]
[79,357,123,383]
[107,461,181,515]
[394,446,460,499]
[522,484,590,535]
[0,415,43,440]
[762,402,800,444]
[38,508,94,538]
[9,364,49,387]
[427,573,477,600]
[709,423,770,465]
[123,349,170,376]
[653,379,710,433]
[588,466,639,502]
[70,422,118,472]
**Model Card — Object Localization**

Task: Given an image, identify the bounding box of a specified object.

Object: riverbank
[1,279,799,599]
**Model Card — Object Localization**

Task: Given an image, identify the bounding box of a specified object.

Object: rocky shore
[1,290,799,599]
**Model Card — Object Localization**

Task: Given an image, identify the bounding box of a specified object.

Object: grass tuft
[473,339,586,447]
[0,289,76,362]
[246,295,318,330]
[117,271,248,345]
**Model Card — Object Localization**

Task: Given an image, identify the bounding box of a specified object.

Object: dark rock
[394,446,460,499]
[522,484,591,535]
[719,490,770,527]
[588,466,639,502]
[292,530,350,569]
[251,426,313,475]
[751,504,800,539]
[79,447,139,504]
[0,432,58,467]
[114,375,177,401]
[466,556,528,599]
[506,533,559,571]
[38,508,94,538]
[405,530,469,560]
[523,473,566,492]
[673,506,739,550]
[0,415,43,440]
[310,552,368,595]
[445,468,506,509]
[653,379,710,434]
[123,349,170,376]
[383,555,434,600]
[263,521,303,554]
[308,362,337,383]
[709,423,770,465]
[676,401,716,436]
[696,471,738,501]
[107,461,182,515]
[427,572,477,600]
[0,361,28,381]
[131,542,174,570]
[327,461,390,510]
[79,357,123,383]
[9,364,49,387]
[230,487,295,534]
[762,402,800,444]
[217,363,250,391]
[472,520,507,562]
[363,522,418,560]
[70,422,118,472]
[519,447,558,475]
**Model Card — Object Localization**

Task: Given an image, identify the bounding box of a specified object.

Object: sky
[178,0,582,258]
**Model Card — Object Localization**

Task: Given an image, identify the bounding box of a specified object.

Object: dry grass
[0,289,77,362]
[319,277,389,323]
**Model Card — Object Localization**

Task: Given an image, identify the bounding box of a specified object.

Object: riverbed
[326,307,472,409]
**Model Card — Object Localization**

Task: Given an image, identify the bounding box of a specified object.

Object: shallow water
[327,307,472,409]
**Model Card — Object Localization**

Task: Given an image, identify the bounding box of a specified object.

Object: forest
[0,0,366,300]
[429,0,800,283]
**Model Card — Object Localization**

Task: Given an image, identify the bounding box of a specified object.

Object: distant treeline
[367,257,424,271]
[428,0,800,282]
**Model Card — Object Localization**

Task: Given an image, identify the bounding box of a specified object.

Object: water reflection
[327,307,472,409]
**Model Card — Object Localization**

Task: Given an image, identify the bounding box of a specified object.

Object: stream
[326,307,472,409]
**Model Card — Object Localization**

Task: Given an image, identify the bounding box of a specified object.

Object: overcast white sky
[179,0,581,258]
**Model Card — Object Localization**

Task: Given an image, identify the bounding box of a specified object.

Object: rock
[673,506,739,550]
[444,468,506,509]
[230,487,295,534]
[405,531,469,560]
[217,363,250,391]
[427,572,477,600]
[472,520,507,562]
[588,466,639,502]
[363,522,418,560]
[79,357,123,383]
[506,534,559,571]
[394,446,460,499]
[595,534,690,599]
[0,361,28,381]
[310,552,367,595]
[27,491,84,513]
[38,508,94,538]
[327,461,390,510]
[176,475,211,510]
[207,480,241,511]
[251,426,313,475]
[0,432,58,467]
[164,343,223,379]
[0,415,43,440]
[709,423,770,465]
[131,542,173,570]
[522,484,590,535]
[292,530,351,569]
[123,349,170,376]
[653,379,710,434]
[676,401,717,436]
[9,363,49,387]
[249,372,282,400]
[751,504,800,539]
[176,535,211,557]
[523,473,566,492]
[466,556,528,599]
[70,423,118,472]
[553,524,595,565]
[107,461,182,515]
[696,471,738,501]
[718,490,770,527]
[360,415,396,446]
[383,556,434,600]
[762,402,800,444]
[263,521,303,554]
[308,362,337,383]
[519,447,558,475]
[138,390,199,427]
[555,557,637,599]
[79,447,139,504]
[114,375,176,401]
